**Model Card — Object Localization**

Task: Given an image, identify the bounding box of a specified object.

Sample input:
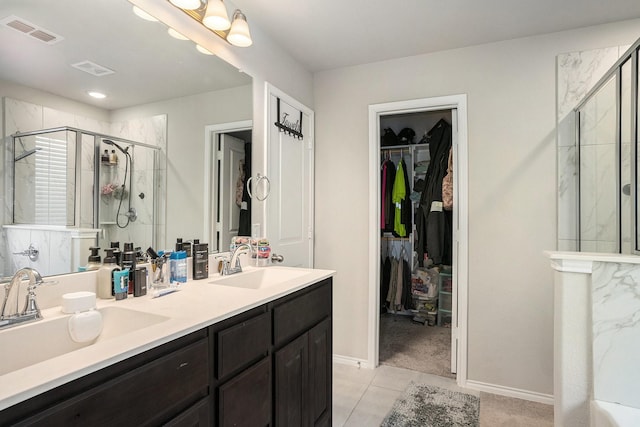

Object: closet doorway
[367,95,468,386]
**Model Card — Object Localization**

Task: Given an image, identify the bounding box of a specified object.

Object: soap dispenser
[86,247,101,271]
[98,248,120,299]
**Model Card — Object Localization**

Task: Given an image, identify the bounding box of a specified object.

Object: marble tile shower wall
[591,261,640,409]
[556,46,629,252]
[108,115,167,250]
[1,97,167,275]
[4,226,73,276]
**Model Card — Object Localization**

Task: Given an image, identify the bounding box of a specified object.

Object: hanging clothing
[392,160,407,237]
[442,147,453,210]
[400,159,412,234]
[238,142,252,236]
[381,159,396,232]
[416,119,453,266]
[381,256,391,313]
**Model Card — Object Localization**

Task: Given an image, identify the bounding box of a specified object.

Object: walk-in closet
[378,109,456,378]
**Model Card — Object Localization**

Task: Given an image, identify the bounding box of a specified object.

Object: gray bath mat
[381,382,480,426]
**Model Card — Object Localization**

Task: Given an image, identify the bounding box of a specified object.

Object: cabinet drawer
[219,357,271,427]
[217,311,271,379]
[273,280,331,348]
[19,338,210,426]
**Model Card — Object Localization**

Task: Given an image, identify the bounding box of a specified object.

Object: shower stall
[575,39,640,254]
[4,126,160,276]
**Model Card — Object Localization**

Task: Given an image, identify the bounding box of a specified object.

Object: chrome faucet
[220,243,254,275]
[0,267,44,329]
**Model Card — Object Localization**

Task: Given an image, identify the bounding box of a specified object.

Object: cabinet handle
[178,362,189,369]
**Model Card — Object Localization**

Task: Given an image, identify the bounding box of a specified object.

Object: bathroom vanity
[0,266,333,426]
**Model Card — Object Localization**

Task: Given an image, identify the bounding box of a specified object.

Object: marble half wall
[591,261,640,409]
[556,46,626,252]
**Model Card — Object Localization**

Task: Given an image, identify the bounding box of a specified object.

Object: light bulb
[227,10,252,47]
[202,0,230,31]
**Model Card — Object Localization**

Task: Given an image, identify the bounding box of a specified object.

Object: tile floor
[332,363,554,426]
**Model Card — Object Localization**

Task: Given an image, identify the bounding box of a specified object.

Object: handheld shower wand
[102,139,136,228]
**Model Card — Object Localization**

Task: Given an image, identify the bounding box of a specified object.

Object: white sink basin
[0,306,169,376]
[210,267,309,289]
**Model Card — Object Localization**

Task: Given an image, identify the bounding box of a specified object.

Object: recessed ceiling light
[196,44,214,55]
[168,28,188,40]
[132,6,158,21]
[88,91,106,99]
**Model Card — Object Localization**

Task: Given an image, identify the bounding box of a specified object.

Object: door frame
[203,120,253,252]
[367,94,469,387]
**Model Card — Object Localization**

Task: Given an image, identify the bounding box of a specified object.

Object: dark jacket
[417,119,452,265]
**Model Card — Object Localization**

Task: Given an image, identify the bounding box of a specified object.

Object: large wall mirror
[0,0,253,278]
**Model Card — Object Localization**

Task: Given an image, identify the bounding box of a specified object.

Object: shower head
[14,147,42,162]
[103,139,129,155]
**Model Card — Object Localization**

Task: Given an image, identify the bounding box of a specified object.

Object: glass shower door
[578,75,618,253]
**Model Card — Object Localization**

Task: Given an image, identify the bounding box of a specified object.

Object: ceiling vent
[71,60,115,77]
[1,15,63,45]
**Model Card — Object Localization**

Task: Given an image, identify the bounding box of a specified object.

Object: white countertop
[0,266,335,411]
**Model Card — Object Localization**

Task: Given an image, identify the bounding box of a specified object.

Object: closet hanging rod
[381,149,410,155]
[381,236,410,241]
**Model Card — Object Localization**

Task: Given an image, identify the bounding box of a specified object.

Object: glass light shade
[168,28,189,40]
[169,0,201,10]
[202,0,231,31]
[227,10,252,47]
[196,44,214,55]
[132,6,157,22]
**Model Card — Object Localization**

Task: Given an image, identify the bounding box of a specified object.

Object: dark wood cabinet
[275,333,309,426]
[0,277,332,427]
[308,318,331,426]
[164,398,212,427]
[273,279,332,427]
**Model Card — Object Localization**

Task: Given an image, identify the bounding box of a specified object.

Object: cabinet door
[308,318,331,426]
[218,357,271,427]
[163,398,212,427]
[275,333,308,427]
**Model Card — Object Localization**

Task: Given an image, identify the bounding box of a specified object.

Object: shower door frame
[575,41,639,254]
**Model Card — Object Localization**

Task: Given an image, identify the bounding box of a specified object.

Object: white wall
[313,19,640,396]
[111,84,252,248]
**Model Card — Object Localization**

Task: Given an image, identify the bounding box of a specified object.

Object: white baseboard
[332,354,375,369]
[464,380,554,405]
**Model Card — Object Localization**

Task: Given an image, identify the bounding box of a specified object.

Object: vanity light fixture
[169,1,253,48]
[88,91,106,99]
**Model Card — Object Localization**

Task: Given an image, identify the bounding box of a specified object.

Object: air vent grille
[71,60,115,77]
[1,15,63,45]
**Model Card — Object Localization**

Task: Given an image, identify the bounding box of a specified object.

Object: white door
[218,134,245,251]
[265,86,314,268]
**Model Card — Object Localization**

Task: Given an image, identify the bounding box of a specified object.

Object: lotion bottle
[86,247,101,271]
[98,248,120,299]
